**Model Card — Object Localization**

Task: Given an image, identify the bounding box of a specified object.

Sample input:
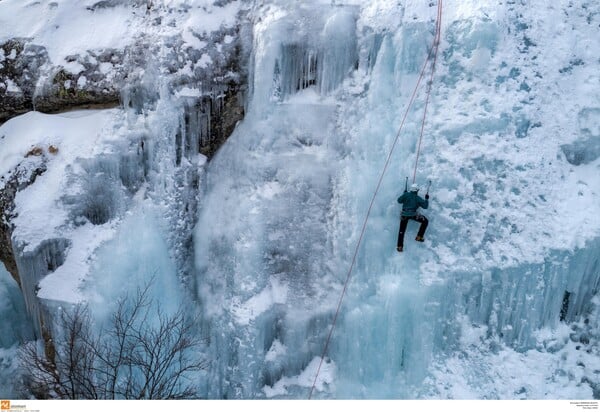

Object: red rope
[308,1,443,399]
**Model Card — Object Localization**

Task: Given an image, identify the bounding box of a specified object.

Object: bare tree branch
[19,280,205,399]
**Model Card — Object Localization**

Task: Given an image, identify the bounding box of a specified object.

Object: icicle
[318,10,358,94]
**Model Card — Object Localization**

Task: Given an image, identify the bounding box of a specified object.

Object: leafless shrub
[20,283,206,399]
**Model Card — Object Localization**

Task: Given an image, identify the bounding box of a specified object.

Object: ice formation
[0,0,599,400]
[194,0,600,399]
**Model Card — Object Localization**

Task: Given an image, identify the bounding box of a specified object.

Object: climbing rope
[412,0,443,184]
[308,0,443,399]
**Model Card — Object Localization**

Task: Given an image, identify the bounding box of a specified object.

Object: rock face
[0,2,250,155]
[0,156,47,289]
[0,39,121,124]
[0,1,251,345]
[1,42,246,152]
[0,153,50,352]
[1,39,48,123]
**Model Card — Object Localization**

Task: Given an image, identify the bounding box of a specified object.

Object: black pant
[397,215,428,247]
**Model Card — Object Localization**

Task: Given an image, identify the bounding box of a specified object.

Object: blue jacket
[397,191,428,217]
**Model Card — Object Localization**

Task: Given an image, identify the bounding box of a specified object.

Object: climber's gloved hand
[425,194,429,200]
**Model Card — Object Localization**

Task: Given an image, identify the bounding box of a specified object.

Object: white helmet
[410,183,419,192]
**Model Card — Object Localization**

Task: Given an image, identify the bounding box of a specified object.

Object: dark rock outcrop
[0,155,47,289]
[0,39,48,123]
[0,39,124,124]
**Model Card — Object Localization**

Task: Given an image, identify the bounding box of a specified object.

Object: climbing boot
[397,246,403,252]
[415,236,425,242]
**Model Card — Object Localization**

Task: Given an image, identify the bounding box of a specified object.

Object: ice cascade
[194,0,600,399]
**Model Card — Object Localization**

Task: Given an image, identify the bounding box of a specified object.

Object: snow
[77,75,87,88]
[3,110,119,251]
[182,1,240,34]
[263,356,336,398]
[5,79,21,93]
[182,28,206,50]
[265,339,286,362]
[175,86,203,98]
[232,277,288,326]
[422,314,600,400]
[197,53,213,68]
[37,220,117,303]
[0,0,137,66]
[0,0,599,402]
[1,110,110,188]
[0,108,148,308]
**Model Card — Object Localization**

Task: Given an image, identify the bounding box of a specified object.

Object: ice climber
[396,183,429,252]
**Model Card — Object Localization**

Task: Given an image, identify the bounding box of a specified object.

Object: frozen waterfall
[194,0,600,399]
[0,0,598,401]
